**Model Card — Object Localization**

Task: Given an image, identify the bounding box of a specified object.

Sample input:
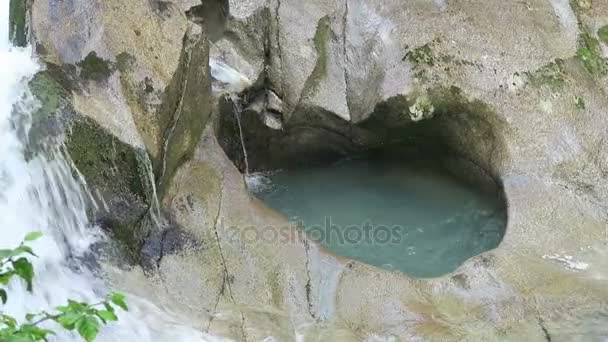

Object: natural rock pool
[251,148,507,278]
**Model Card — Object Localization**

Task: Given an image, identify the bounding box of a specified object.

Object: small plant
[524,59,565,90]
[76,52,114,82]
[408,96,435,122]
[404,44,435,66]
[576,32,608,75]
[0,233,127,341]
[574,96,586,110]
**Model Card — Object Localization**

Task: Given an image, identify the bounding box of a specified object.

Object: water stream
[0,4,217,341]
[229,94,250,176]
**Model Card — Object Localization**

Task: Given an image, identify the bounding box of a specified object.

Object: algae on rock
[598,26,608,45]
[65,116,152,255]
[576,32,608,75]
[9,0,28,47]
[298,16,331,103]
[77,52,115,82]
[154,26,212,196]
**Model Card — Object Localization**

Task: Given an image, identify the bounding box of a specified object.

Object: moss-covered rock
[300,16,331,99]
[116,52,137,73]
[154,28,212,195]
[9,0,28,47]
[404,43,435,66]
[598,26,608,45]
[576,32,608,75]
[524,59,566,90]
[24,61,153,256]
[29,65,73,116]
[24,63,79,158]
[65,116,151,255]
[77,51,115,82]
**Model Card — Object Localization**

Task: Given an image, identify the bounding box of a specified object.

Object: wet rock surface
[29,0,608,340]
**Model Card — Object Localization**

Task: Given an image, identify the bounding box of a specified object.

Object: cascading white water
[0,4,221,341]
[209,58,251,177]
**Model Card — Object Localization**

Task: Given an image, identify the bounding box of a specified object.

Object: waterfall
[208,58,252,177]
[0,4,220,341]
[229,94,250,176]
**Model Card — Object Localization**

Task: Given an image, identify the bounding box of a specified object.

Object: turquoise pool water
[251,152,507,278]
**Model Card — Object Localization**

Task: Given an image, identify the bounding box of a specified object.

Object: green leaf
[0,314,17,328]
[54,312,82,330]
[19,324,55,340]
[110,293,128,311]
[55,305,69,313]
[24,313,35,322]
[14,246,37,257]
[96,310,117,322]
[24,232,43,242]
[0,272,13,285]
[0,249,14,259]
[12,258,34,292]
[76,316,99,342]
[67,300,87,311]
[103,303,114,313]
[3,334,33,342]
[0,289,6,304]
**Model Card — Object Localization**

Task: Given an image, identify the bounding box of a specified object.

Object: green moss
[77,52,114,81]
[66,117,151,252]
[24,63,79,158]
[598,26,608,45]
[267,271,284,308]
[405,44,435,66]
[29,72,67,118]
[574,96,586,110]
[374,95,411,117]
[299,16,331,101]
[428,86,494,117]
[155,32,211,196]
[576,32,608,75]
[524,59,566,90]
[27,63,77,122]
[66,117,146,199]
[9,0,27,47]
[116,52,137,73]
[312,17,331,80]
[569,0,592,14]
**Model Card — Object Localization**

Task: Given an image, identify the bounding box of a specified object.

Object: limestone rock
[30,0,608,340]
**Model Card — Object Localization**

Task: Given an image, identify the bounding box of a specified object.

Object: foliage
[576,32,608,75]
[9,0,27,47]
[76,52,114,82]
[574,96,586,110]
[404,44,435,66]
[524,59,565,90]
[599,26,608,45]
[0,233,127,342]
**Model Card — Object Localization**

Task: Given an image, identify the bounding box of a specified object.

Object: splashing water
[0,4,221,341]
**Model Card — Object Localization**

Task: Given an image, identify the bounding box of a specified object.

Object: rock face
[29,0,608,340]
[29,0,212,258]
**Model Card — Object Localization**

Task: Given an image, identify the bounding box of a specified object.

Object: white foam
[210,58,252,93]
[543,254,590,271]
